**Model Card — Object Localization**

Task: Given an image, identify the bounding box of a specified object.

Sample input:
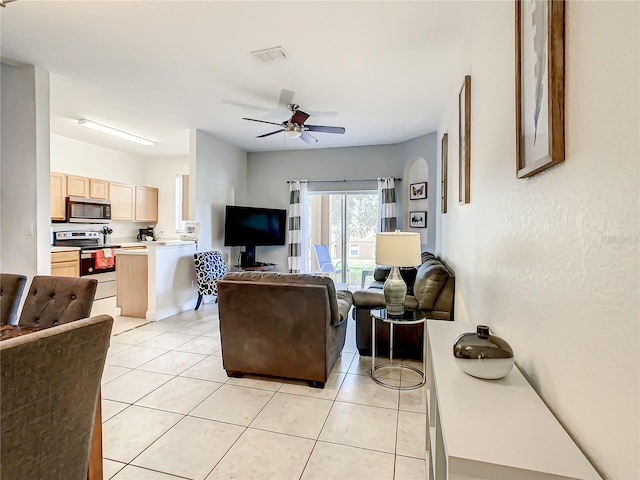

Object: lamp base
[383,266,407,316]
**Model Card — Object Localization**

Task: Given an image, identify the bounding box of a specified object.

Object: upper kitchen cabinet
[135,186,158,223]
[107,183,158,223]
[90,178,110,199]
[110,182,136,221]
[50,172,66,221]
[66,174,90,197]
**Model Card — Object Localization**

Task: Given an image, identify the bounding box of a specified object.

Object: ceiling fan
[242,103,345,144]
[0,0,19,6]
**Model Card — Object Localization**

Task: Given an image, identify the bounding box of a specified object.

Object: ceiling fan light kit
[77,119,154,146]
[242,102,345,145]
[284,124,302,139]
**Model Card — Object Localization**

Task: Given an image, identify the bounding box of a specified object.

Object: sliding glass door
[307,191,377,290]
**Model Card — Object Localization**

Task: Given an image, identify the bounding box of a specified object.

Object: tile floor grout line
[102,309,426,479]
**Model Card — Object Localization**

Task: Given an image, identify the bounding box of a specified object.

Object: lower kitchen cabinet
[51,250,80,277]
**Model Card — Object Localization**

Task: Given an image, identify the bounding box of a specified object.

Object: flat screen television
[223,205,287,266]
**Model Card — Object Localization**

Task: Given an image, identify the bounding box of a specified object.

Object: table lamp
[375,230,421,316]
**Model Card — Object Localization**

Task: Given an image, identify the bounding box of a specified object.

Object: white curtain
[287,180,308,273]
[377,177,397,232]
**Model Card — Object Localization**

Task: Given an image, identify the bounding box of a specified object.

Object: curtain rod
[286,178,401,184]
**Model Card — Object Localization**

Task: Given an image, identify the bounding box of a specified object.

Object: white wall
[1,64,51,277]
[246,144,430,269]
[437,2,639,478]
[397,133,438,251]
[144,156,190,238]
[190,129,247,256]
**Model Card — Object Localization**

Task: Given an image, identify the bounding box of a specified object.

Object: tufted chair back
[1,314,113,480]
[193,251,227,310]
[18,276,98,328]
[1,273,27,325]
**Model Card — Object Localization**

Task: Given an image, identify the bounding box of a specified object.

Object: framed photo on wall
[459,75,471,204]
[410,182,427,200]
[441,133,448,214]
[515,0,565,178]
[409,211,426,228]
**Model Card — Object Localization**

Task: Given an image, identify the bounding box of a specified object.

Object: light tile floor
[98,302,428,480]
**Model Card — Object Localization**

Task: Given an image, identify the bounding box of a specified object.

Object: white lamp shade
[376,231,421,267]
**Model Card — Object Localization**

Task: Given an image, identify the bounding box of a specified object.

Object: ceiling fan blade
[300,131,318,144]
[242,117,283,127]
[278,89,296,108]
[291,110,310,125]
[305,125,346,134]
[257,129,284,138]
[223,100,271,112]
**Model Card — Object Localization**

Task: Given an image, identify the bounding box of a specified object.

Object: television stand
[237,262,276,272]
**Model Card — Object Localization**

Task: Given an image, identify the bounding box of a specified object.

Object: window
[175,175,185,232]
[350,243,360,257]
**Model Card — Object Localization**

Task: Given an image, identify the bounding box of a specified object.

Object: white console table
[425,320,601,480]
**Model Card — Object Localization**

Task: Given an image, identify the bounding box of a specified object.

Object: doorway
[307,191,377,290]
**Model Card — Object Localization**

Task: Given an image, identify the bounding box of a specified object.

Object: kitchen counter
[116,241,196,321]
[115,248,148,255]
[51,246,81,253]
[117,242,146,248]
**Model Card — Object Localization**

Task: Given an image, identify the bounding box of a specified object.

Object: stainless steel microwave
[66,196,111,223]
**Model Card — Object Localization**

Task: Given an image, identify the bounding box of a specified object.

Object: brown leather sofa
[352,252,454,359]
[217,272,353,388]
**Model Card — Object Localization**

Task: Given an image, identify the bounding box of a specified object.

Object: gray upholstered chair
[0,314,113,480]
[18,276,98,328]
[1,273,27,325]
[194,251,227,310]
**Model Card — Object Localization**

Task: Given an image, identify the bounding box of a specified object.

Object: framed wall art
[459,75,471,204]
[441,133,448,214]
[410,211,426,228]
[516,0,565,178]
[410,182,427,200]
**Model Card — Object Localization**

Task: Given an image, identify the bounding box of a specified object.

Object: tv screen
[223,205,287,247]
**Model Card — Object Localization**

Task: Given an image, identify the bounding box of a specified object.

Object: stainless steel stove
[53,231,121,299]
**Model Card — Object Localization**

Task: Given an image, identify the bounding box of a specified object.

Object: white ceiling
[1,1,470,157]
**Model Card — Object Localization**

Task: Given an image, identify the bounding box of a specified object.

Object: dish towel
[95,249,115,269]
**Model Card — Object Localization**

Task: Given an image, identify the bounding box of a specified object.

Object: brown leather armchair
[1,273,27,325]
[218,272,353,388]
[18,276,98,328]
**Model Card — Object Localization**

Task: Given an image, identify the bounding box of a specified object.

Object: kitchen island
[115,241,197,321]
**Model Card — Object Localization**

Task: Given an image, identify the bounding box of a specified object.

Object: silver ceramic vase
[453,325,514,380]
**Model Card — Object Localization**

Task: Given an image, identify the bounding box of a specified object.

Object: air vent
[250,46,288,63]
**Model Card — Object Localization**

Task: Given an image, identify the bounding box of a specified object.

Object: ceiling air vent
[250,46,288,63]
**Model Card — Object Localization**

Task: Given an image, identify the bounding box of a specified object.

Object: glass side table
[370,308,427,390]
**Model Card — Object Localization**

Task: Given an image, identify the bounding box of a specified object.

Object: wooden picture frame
[409,211,426,228]
[441,133,448,214]
[410,182,427,200]
[458,75,471,204]
[516,0,565,178]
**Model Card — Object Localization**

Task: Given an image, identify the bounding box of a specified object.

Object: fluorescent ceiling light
[77,119,154,146]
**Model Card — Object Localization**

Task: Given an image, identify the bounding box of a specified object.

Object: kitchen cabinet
[90,179,109,199]
[51,250,80,277]
[66,175,90,197]
[50,172,66,221]
[110,182,135,221]
[135,186,158,223]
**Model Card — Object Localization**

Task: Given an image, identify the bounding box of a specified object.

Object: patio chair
[312,244,344,275]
